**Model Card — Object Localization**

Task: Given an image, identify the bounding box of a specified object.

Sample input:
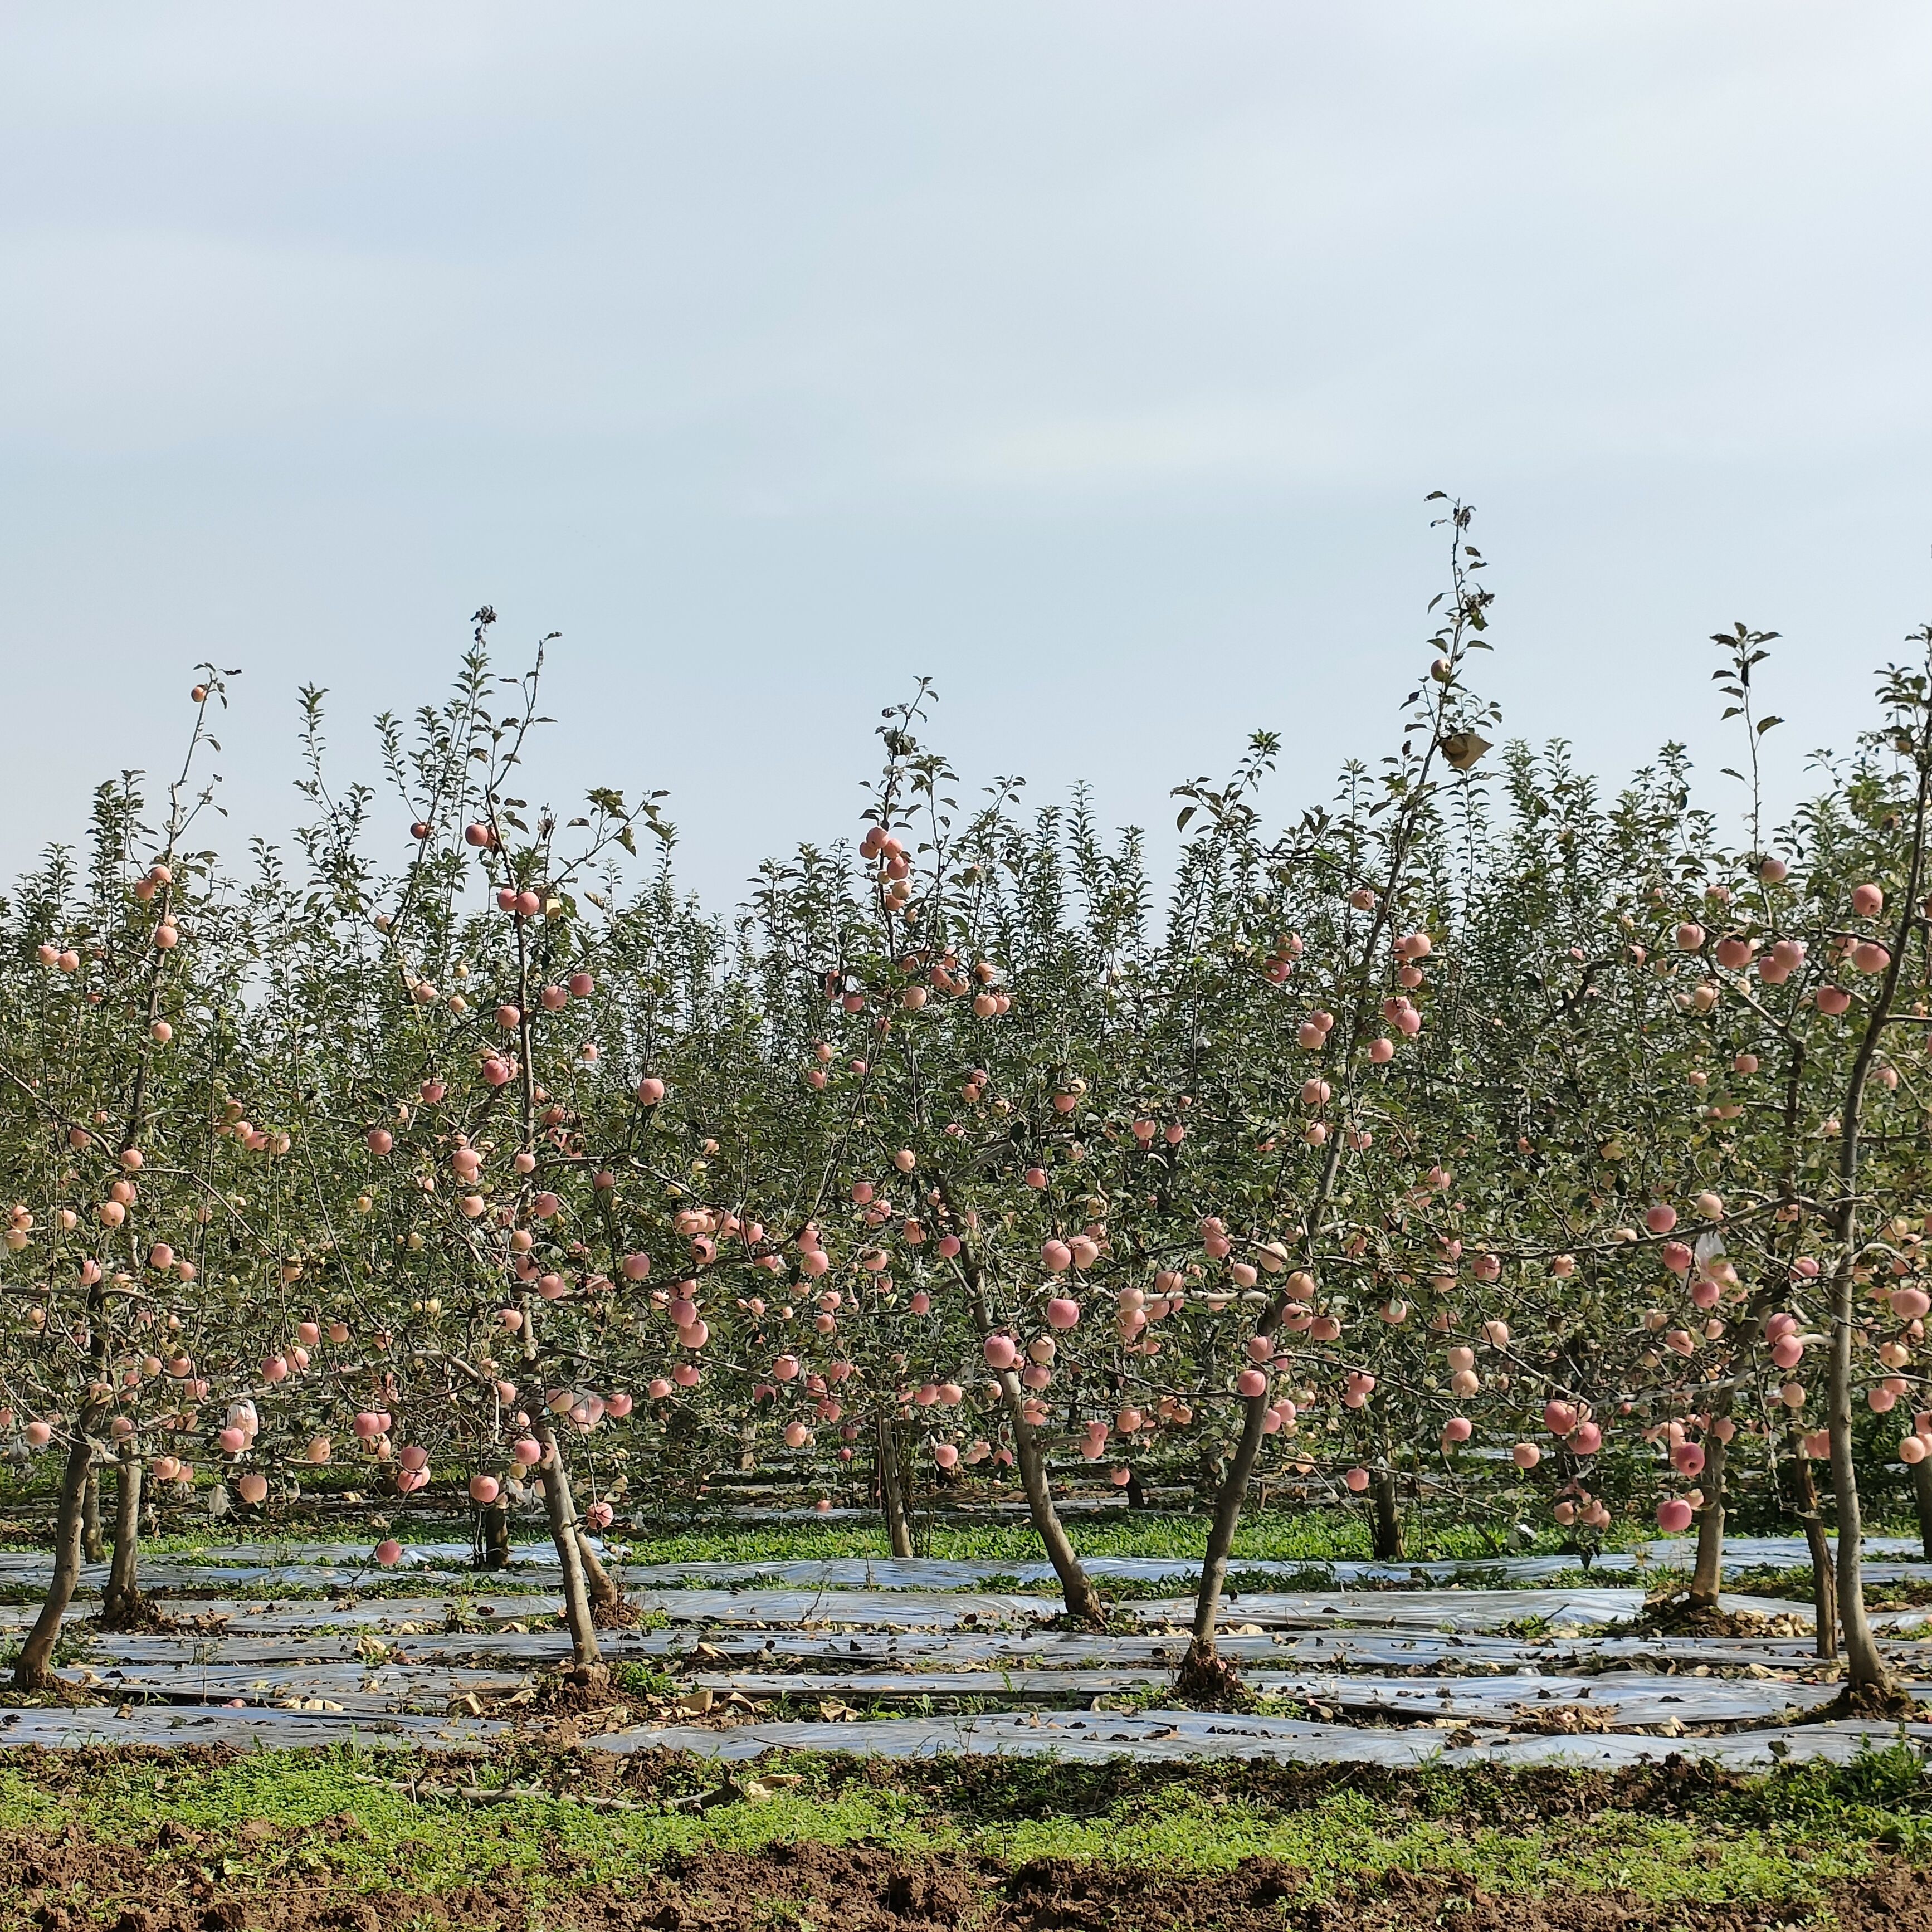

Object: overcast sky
[3,3,1929,905]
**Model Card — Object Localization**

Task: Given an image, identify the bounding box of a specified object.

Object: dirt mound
[1003,1853,1301,1928]
[1804,1679,1931,1724]
[1169,1645,1255,1710]
[92,1595,182,1636]
[648,1841,981,1929]
[589,1592,645,1629]
[457,1661,644,1737]
[1633,1592,1808,1638]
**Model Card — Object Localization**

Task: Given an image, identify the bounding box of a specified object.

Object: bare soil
[9,1836,1932,1932]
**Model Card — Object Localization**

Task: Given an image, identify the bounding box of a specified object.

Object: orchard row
[3,529,1930,1702]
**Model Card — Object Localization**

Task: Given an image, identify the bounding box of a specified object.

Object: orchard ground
[4,1489,1932,1929]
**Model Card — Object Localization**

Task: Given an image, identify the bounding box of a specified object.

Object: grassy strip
[4,1499,1925,1567]
[0,1741,1928,1918]
[602,1514,1614,1566]
[1719,1566,1932,1611]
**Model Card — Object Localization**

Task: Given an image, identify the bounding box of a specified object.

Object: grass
[4,1479,1922,1568]
[1,1741,1928,1920]
[0,1750,931,1901]
[978,1780,1874,1902]
[0,1506,1549,1574]
[594,1511,1584,1568]
[1721,1564,1932,1611]
[1720,1737,1932,1853]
